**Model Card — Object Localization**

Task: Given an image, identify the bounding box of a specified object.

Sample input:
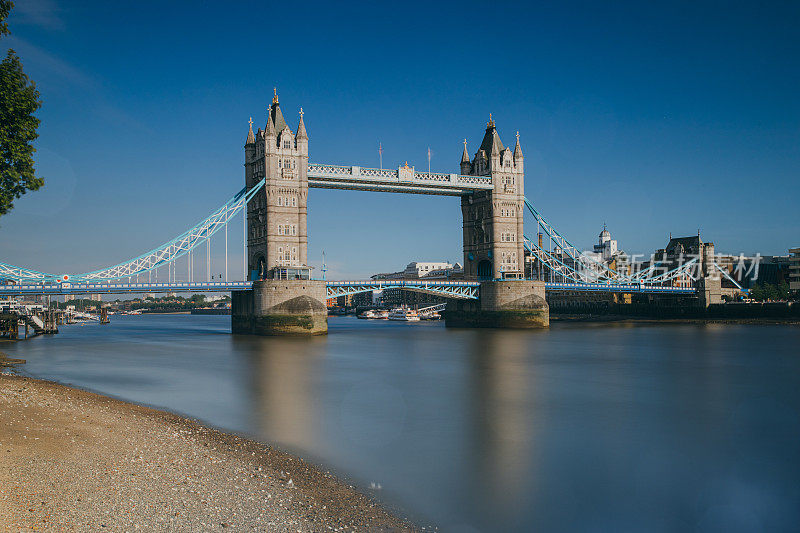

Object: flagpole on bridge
[225,221,228,282]
[427,147,431,174]
[243,207,247,280]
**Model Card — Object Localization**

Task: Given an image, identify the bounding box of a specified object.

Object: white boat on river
[388,308,420,321]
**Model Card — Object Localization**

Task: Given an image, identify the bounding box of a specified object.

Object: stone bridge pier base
[444,280,549,329]
[697,276,723,307]
[232,280,328,336]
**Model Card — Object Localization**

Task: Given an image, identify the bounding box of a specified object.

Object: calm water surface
[4,315,800,532]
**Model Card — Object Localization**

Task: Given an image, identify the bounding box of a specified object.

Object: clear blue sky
[1,1,798,279]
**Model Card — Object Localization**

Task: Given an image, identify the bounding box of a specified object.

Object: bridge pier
[697,276,723,307]
[231,280,327,336]
[445,280,549,329]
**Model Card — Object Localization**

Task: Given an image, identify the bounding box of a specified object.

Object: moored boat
[388,307,420,322]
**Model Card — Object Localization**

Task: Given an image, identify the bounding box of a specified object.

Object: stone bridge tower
[460,116,526,281]
[235,91,326,336]
[244,90,309,280]
[446,117,548,329]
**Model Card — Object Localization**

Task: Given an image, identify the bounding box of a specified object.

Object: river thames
[3,315,799,532]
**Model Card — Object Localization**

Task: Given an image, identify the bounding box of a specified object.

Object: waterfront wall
[549,299,800,320]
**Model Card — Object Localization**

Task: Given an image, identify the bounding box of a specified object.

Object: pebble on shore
[0,374,421,532]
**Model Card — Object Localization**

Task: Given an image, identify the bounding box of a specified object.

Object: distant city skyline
[1,1,798,280]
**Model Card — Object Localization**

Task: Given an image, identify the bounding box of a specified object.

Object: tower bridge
[0,91,723,335]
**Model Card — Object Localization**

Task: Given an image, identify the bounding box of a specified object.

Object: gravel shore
[0,374,421,532]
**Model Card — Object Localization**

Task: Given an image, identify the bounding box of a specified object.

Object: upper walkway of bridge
[307,163,493,196]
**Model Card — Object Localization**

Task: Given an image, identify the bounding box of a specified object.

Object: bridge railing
[360,167,396,179]
[307,163,493,191]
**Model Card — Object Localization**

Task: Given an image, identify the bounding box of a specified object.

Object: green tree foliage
[0,0,43,217]
[749,281,790,301]
[749,283,763,301]
[778,280,791,300]
[764,283,779,301]
[0,1,10,37]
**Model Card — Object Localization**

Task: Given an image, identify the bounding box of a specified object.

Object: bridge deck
[0,280,696,297]
[307,163,493,196]
[0,281,253,296]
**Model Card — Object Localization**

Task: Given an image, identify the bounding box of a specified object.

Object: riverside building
[790,247,800,293]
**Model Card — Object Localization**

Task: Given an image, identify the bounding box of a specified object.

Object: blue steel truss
[326,280,480,300]
[524,236,700,291]
[72,179,266,282]
[1,181,266,284]
[711,262,745,291]
[0,261,59,284]
[524,198,631,283]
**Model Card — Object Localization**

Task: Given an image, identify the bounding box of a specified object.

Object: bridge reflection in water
[236,335,326,453]
[468,330,538,519]
[233,320,545,528]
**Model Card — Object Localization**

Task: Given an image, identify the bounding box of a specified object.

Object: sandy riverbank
[0,374,421,532]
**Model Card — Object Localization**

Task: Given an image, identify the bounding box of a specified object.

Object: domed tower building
[593,224,618,262]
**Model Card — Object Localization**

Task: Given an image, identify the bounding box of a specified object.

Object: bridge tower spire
[460,115,525,280]
[460,139,470,175]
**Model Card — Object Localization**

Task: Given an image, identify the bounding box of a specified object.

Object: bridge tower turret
[244,117,256,161]
[460,116,526,281]
[460,139,471,175]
